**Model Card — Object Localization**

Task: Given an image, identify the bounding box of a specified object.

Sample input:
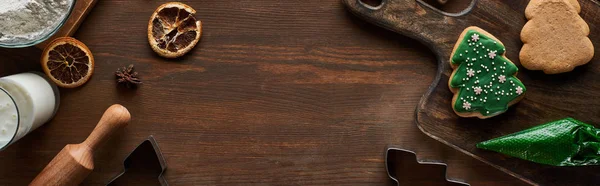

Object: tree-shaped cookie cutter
[107,136,168,186]
[386,148,469,186]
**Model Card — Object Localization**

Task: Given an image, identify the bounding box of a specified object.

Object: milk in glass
[0,72,59,150]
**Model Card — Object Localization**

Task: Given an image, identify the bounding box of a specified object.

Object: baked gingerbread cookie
[449,27,526,119]
[520,0,594,74]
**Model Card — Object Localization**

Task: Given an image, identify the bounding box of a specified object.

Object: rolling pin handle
[82,104,131,152]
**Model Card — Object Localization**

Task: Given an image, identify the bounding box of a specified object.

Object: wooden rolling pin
[30,104,131,186]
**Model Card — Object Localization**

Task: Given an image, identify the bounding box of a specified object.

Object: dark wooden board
[343,0,600,185]
[0,0,530,185]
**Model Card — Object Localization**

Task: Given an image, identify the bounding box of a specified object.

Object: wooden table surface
[0,1,529,185]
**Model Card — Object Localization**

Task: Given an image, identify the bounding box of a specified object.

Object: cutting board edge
[415,98,538,185]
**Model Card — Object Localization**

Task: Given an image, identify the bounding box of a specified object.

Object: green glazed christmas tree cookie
[449,27,526,119]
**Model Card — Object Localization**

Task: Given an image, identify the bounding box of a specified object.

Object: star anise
[116,64,142,88]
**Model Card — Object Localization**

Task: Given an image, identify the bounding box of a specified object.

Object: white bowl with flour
[0,0,75,48]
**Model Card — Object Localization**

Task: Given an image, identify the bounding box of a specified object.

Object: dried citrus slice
[41,37,94,88]
[148,2,202,58]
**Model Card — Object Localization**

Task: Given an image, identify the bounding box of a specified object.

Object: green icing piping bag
[477,118,600,166]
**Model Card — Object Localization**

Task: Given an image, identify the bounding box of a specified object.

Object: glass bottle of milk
[0,72,59,151]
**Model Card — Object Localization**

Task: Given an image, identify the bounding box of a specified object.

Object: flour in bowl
[0,0,71,45]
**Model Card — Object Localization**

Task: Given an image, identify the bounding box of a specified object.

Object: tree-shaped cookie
[449,27,526,119]
[520,0,594,74]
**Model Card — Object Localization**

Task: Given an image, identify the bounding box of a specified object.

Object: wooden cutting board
[343,0,600,185]
[35,0,97,49]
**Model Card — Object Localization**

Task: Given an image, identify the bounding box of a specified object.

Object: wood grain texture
[0,0,527,185]
[344,0,600,185]
[36,0,98,49]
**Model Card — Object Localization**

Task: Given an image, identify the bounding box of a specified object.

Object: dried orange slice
[41,37,94,88]
[148,2,202,58]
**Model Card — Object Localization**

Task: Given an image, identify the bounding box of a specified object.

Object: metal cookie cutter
[386,148,469,186]
[107,136,168,186]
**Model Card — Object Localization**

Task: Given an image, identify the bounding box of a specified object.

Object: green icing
[450,29,526,116]
[477,118,600,166]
